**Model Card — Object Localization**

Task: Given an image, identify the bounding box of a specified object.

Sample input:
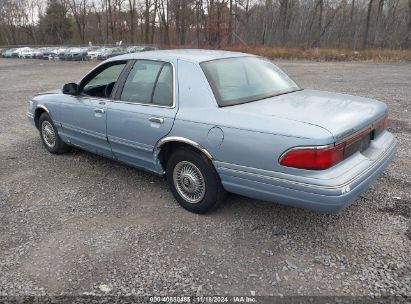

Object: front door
[59,61,127,157]
[107,59,177,172]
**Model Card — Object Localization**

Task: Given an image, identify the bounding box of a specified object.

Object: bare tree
[227,0,233,44]
[128,0,137,43]
[65,0,88,43]
[149,0,158,43]
[1,0,411,50]
[363,0,375,48]
[144,0,150,43]
[404,0,411,47]
[158,0,170,45]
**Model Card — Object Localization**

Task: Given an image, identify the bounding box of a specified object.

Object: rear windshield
[201,57,300,107]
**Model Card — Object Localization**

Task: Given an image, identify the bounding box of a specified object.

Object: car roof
[107,49,253,63]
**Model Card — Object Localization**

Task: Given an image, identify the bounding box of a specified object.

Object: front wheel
[166,148,225,214]
[39,112,70,154]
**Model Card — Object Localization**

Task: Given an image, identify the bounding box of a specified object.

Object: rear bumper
[215,136,397,213]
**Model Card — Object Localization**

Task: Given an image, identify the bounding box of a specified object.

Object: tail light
[280,115,388,170]
[374,116,389,130]
[279,144,345,170]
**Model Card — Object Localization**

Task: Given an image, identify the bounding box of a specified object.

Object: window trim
[113,59,176,109]
[150,62,167,104]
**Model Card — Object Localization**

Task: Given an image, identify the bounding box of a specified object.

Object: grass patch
[219,46,411,62]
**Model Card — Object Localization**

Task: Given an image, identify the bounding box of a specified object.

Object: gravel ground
[0,58,410,298]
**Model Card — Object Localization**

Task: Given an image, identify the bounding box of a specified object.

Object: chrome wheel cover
[41,121,56,148]
[173,161,206,204]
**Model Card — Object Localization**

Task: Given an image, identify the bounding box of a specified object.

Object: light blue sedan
[27,49,397,214]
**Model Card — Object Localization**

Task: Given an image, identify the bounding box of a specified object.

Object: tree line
[1,0,411,49]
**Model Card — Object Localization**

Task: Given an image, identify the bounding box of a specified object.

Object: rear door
[107,59,177,172]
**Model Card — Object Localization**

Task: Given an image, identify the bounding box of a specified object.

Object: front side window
[81,62,126,98]
[201,57,300,107]
[120,60,173,107]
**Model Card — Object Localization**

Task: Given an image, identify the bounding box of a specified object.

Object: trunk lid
[228,89,387,141]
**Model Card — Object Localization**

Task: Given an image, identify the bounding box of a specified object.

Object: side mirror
[62,83,78,95]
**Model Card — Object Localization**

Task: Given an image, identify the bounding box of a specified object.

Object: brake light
[375,116,389,129]
[384,117,389,129]
[279,144,344,170]
[280,115,388,170]
[279,115,388,170]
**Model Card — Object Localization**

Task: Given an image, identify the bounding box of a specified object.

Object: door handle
[149,117,164,124]
[94,108,105,114]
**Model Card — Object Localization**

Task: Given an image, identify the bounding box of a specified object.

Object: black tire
[39,112,70,154]
[166,148,226,214]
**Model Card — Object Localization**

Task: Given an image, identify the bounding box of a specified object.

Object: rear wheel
[166,148,225,214]
[39,112,70,154]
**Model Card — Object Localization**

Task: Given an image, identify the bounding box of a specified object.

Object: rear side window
[120,60,173,106]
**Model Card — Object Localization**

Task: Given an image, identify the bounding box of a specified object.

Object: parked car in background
[19,49,30,58]
[13,47,31,58]
[58,50,67,61]
[35,48,46,59]
[0,48,8,57]
[27,50,397,214]
[71,47,89,61]
[54,47,67,59]
[38,48,59,60]
[86,47,107,60]
[59,48,76,61]
[19,47,35,58]
[2,48,16,58]
[0,45,157,60]
[63,47,89,61]
[97,47,127,60]
[29,48,44,59]
[126,45,158,53]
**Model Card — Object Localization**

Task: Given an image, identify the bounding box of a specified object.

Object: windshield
[201,57,300,107]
